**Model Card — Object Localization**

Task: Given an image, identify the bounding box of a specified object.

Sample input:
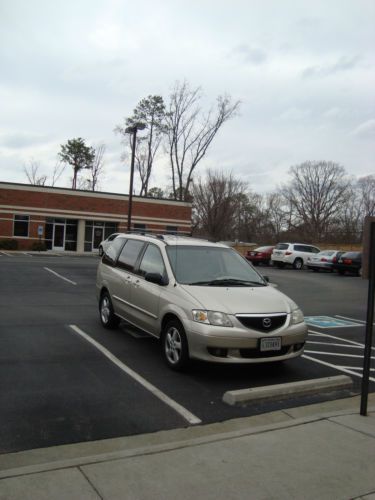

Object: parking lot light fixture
[125,123,146,232]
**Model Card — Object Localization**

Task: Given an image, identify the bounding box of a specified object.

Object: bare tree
[192,170,247,241]
[166,81,240,201]
[87,143,105,191]
[50,161,66,186]
[357,174,375,217]
[283,161,351,241]
[24,159,65,187]
[115,96,166,196]
[23,160,47,186]
[263,192,288,240]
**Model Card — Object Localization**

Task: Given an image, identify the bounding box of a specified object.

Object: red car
[245,246,275,266]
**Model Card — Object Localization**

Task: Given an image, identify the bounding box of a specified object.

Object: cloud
[0,131,52,149]
[350,119,375,139]
[302,55,361,79]
[230,44,267,65]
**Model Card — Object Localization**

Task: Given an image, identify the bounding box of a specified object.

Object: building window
[14,215,29,237]
[134,223,146,233]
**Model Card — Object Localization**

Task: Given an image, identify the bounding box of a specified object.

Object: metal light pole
[125,123,146,232]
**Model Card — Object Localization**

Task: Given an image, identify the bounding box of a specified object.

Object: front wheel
[161,320,190,371]
[293,258,303,270]
[99,292,120,329]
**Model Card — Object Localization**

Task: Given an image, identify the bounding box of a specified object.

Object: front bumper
[185,319,308,363]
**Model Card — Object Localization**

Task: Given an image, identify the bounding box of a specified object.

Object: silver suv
[96,234,307,370]
[271,243,320,270]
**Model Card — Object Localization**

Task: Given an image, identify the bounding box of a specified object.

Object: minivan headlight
[291,308,304,325]
[192,310,233,327]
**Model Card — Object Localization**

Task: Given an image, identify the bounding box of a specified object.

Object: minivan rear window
[275,243,289,250]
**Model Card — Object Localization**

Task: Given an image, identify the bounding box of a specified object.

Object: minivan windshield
[166,245,266,286]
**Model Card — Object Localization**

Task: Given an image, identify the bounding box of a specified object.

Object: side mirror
[145,272,168,286]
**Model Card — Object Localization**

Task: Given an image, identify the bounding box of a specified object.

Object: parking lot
[0,252,373,454]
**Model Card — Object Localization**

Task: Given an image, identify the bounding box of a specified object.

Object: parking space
[0,254,373,453]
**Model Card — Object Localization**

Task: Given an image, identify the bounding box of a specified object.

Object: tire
[99,246,103,256]
[161,319,190,371]
[99,291,120,329]
[293,258,303,270]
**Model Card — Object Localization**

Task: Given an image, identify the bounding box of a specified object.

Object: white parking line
[0,251,13,256]
[304,350,373,360]
[306,341,364,349]
[302,354,375,382]
[44,267,77,285]
[308,329,371,349]
[339,366,375,372]
[22,252,33,257]
[69,324,202,425]
[335,315,366,324]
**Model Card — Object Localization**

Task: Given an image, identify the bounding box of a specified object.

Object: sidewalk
[0,394,374,500]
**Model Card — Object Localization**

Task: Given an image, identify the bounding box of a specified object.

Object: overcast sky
[1,0,374,195]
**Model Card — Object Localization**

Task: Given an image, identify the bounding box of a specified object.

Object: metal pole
[360,221,375,416]
[127,128,137,232]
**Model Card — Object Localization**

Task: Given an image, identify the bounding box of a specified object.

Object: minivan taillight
[285,251,292,255]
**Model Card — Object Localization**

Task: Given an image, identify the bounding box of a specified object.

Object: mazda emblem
[262,317,272,328]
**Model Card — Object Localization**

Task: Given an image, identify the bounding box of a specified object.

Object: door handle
[133,279,141,288]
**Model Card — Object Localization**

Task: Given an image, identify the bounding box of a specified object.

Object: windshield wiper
[186,278,265,287]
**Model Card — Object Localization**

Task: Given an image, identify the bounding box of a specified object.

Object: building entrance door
[53,224,65,250]
[93,226,104,250]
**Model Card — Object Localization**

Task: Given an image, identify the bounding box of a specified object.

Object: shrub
[31,241,47,251]
[0,239,18,250]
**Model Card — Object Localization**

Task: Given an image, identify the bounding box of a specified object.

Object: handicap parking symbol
[304,316,362,328]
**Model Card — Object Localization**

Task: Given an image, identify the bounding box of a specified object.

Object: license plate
[274,251,282,256]
[260,337,281,352]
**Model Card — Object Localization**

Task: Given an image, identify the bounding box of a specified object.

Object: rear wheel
[293,258,303,270]
[99,292,120,329]
[161,319,190,371]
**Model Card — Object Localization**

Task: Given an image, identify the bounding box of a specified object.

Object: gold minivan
[96,234,307,370]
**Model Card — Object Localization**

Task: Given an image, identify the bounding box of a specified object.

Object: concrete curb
[222,375,353,405]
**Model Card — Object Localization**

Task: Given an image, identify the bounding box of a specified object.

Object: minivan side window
[117,239,145,272]
[102,237,126,266]
[138,244,166,278]
[294,245,305,252]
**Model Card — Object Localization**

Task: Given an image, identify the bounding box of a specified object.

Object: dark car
[245,246,275,266]
[332,251,362,276]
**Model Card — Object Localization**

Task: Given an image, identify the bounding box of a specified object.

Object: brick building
[0,182,192,252]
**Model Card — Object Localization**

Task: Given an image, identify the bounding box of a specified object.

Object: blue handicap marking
[304,316,362,328]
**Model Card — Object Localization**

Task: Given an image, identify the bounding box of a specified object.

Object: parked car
[245,246,275,266]
[271,243,321,270]
[96,234,307,370]
[332,251,362,276]
[306,250,345,272]
[98,233,121,256]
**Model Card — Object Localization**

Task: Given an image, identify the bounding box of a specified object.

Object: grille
[236,314,287,332]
